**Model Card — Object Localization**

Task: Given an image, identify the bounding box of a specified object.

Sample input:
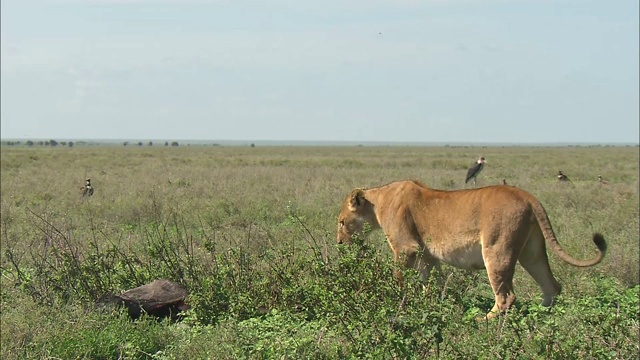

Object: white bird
[465,157,486,187]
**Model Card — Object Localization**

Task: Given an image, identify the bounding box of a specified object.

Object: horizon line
[1,138,638,147]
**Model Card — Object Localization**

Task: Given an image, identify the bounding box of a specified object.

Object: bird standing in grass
[81,178,94,197]
[465,157,486,187]
[598,175,609,185]
[557,171,571,182]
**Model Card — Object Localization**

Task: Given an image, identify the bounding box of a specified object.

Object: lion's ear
[348,189,366,211]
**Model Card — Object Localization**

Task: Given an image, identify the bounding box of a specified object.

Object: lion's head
[337,188,377,244]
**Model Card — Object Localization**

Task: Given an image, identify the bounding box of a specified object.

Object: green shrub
[1,145,637,359]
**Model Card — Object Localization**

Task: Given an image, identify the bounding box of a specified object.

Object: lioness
[337,180,606,319]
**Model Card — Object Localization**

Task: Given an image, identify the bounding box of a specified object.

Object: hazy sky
[1,0,638,143]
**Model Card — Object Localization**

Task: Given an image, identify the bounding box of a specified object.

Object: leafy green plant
[1,145,638,359]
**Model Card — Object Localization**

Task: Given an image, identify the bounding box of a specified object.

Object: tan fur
[337,180,607,319]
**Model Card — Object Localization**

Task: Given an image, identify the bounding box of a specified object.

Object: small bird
[598,175,609,185]
[81,178,94,197]
[465,157,486,187]
[557,171,571,182]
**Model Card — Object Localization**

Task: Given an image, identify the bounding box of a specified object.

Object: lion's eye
[339,220,345,228]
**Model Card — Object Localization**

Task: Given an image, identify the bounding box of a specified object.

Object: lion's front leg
[393,249,442,290]
[387,228,437,288]
[412,252,442,287]
[392,251,408,289]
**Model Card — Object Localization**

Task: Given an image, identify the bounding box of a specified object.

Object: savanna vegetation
[1,145,638,359]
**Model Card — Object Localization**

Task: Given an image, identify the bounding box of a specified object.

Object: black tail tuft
[592,233,607,253]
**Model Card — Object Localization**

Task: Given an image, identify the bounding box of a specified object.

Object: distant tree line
[123,141,179,147]
[2,139,75,147]
[0,140,186,147]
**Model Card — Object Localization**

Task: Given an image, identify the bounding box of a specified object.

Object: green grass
[1,145,638,359]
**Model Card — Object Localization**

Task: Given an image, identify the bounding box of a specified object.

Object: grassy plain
[1,144,638,359]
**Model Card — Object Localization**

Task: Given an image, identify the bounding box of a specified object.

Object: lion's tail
[530,200,607,267]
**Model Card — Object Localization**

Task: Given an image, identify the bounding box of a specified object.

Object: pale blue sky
[1,0,638,143]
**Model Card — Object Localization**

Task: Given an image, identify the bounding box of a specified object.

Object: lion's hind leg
[518,236,562,307]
